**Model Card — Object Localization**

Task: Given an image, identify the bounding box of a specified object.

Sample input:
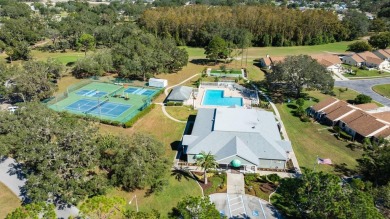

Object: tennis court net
[84,98,109,113]
[109,86,123,97]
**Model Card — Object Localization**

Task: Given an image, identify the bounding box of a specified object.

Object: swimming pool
[202,90,243,107]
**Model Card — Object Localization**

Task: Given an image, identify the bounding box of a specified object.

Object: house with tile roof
[182,108,292,172]
[260,54,342,73]
[259,55,286,69]
[342,51,390,70]
[308,97,390,141]
[358,51,389,69]
[342,53,365,67]
[311,54,343,73]
[373,49,390,61]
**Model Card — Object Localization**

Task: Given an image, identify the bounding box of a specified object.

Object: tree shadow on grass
[190,59,225,66]
[171,166,196,182]
[333,163,357,177]
[287,104,297,109]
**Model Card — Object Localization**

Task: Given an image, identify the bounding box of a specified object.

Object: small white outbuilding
[149,78,168,88]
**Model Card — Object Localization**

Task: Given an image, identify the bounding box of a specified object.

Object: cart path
[156,103,187,123]
[164,74,199,96]
[158,73,200,123]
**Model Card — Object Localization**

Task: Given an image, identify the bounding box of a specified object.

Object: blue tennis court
[124,87,156,97]
[124,88,138,93]
[76,89,107,98]
[65,99,131,118]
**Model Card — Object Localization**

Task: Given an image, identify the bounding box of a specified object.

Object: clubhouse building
[182,108,292,172]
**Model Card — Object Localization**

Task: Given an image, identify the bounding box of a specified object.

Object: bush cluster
[100,119,121,126]
[166,101,183,106]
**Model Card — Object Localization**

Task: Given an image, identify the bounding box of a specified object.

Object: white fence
[206,68,246,78]
[199,82,259,104]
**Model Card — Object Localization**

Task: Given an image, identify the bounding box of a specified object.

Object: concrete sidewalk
[227,172,245,194]
[333,71,349,81]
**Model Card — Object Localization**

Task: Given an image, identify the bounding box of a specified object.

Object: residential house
[311,54,342,73]
[339,110,388,141]
[309,97,390,141]
[342,54,365,67]
[373,49,390,61]
[182,108,292,172]
[259,55,286,69]
[357,51,389,69]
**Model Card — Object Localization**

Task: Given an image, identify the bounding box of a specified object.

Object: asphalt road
[335,78,390,107]
[0,157,79,218]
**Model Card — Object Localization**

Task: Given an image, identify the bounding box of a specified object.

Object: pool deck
[191,86,253,109]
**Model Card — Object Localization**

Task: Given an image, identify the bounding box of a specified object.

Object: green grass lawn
[342,65,390,78]
[278,89,365,173]
[0,182,21,218]
[165,106,197,121]
[108,174,201,217]
[330,87,360,102]
[182,41,355,60]
[372,84,390,98]
[277,99,363,173]
[30,50,87,65]
[210,69,242,74]
[179,46,205,59]
[245,40,356,58]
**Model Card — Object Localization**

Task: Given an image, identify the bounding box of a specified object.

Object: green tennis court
[47,81,160,123]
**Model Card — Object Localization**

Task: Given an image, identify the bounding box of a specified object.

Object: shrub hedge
[166,101,183,106]
[123,104,156,128]
[100,119,121,126]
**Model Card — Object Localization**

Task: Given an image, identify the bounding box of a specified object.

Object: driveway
[0,157,79,218]
[335,78,390,106]
[210,193,280,219]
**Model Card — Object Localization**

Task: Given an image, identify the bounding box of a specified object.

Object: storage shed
[149,78,167,88]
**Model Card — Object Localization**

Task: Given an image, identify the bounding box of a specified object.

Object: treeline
[139,6,347,47]
[0,0,188,80]
[153,0,273,7]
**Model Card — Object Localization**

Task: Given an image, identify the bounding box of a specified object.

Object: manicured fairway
[30,50,86,64]
[182,41,356,60]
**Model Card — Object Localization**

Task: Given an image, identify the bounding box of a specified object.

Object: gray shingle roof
[166,86,193,101]
[183,108,292,165]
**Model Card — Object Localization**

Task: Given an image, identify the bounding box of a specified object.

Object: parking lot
[209,193,280,219]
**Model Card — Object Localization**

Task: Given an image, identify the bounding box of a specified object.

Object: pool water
[202,90,243,107]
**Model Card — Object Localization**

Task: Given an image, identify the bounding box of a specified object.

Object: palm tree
[195,151,218,185]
